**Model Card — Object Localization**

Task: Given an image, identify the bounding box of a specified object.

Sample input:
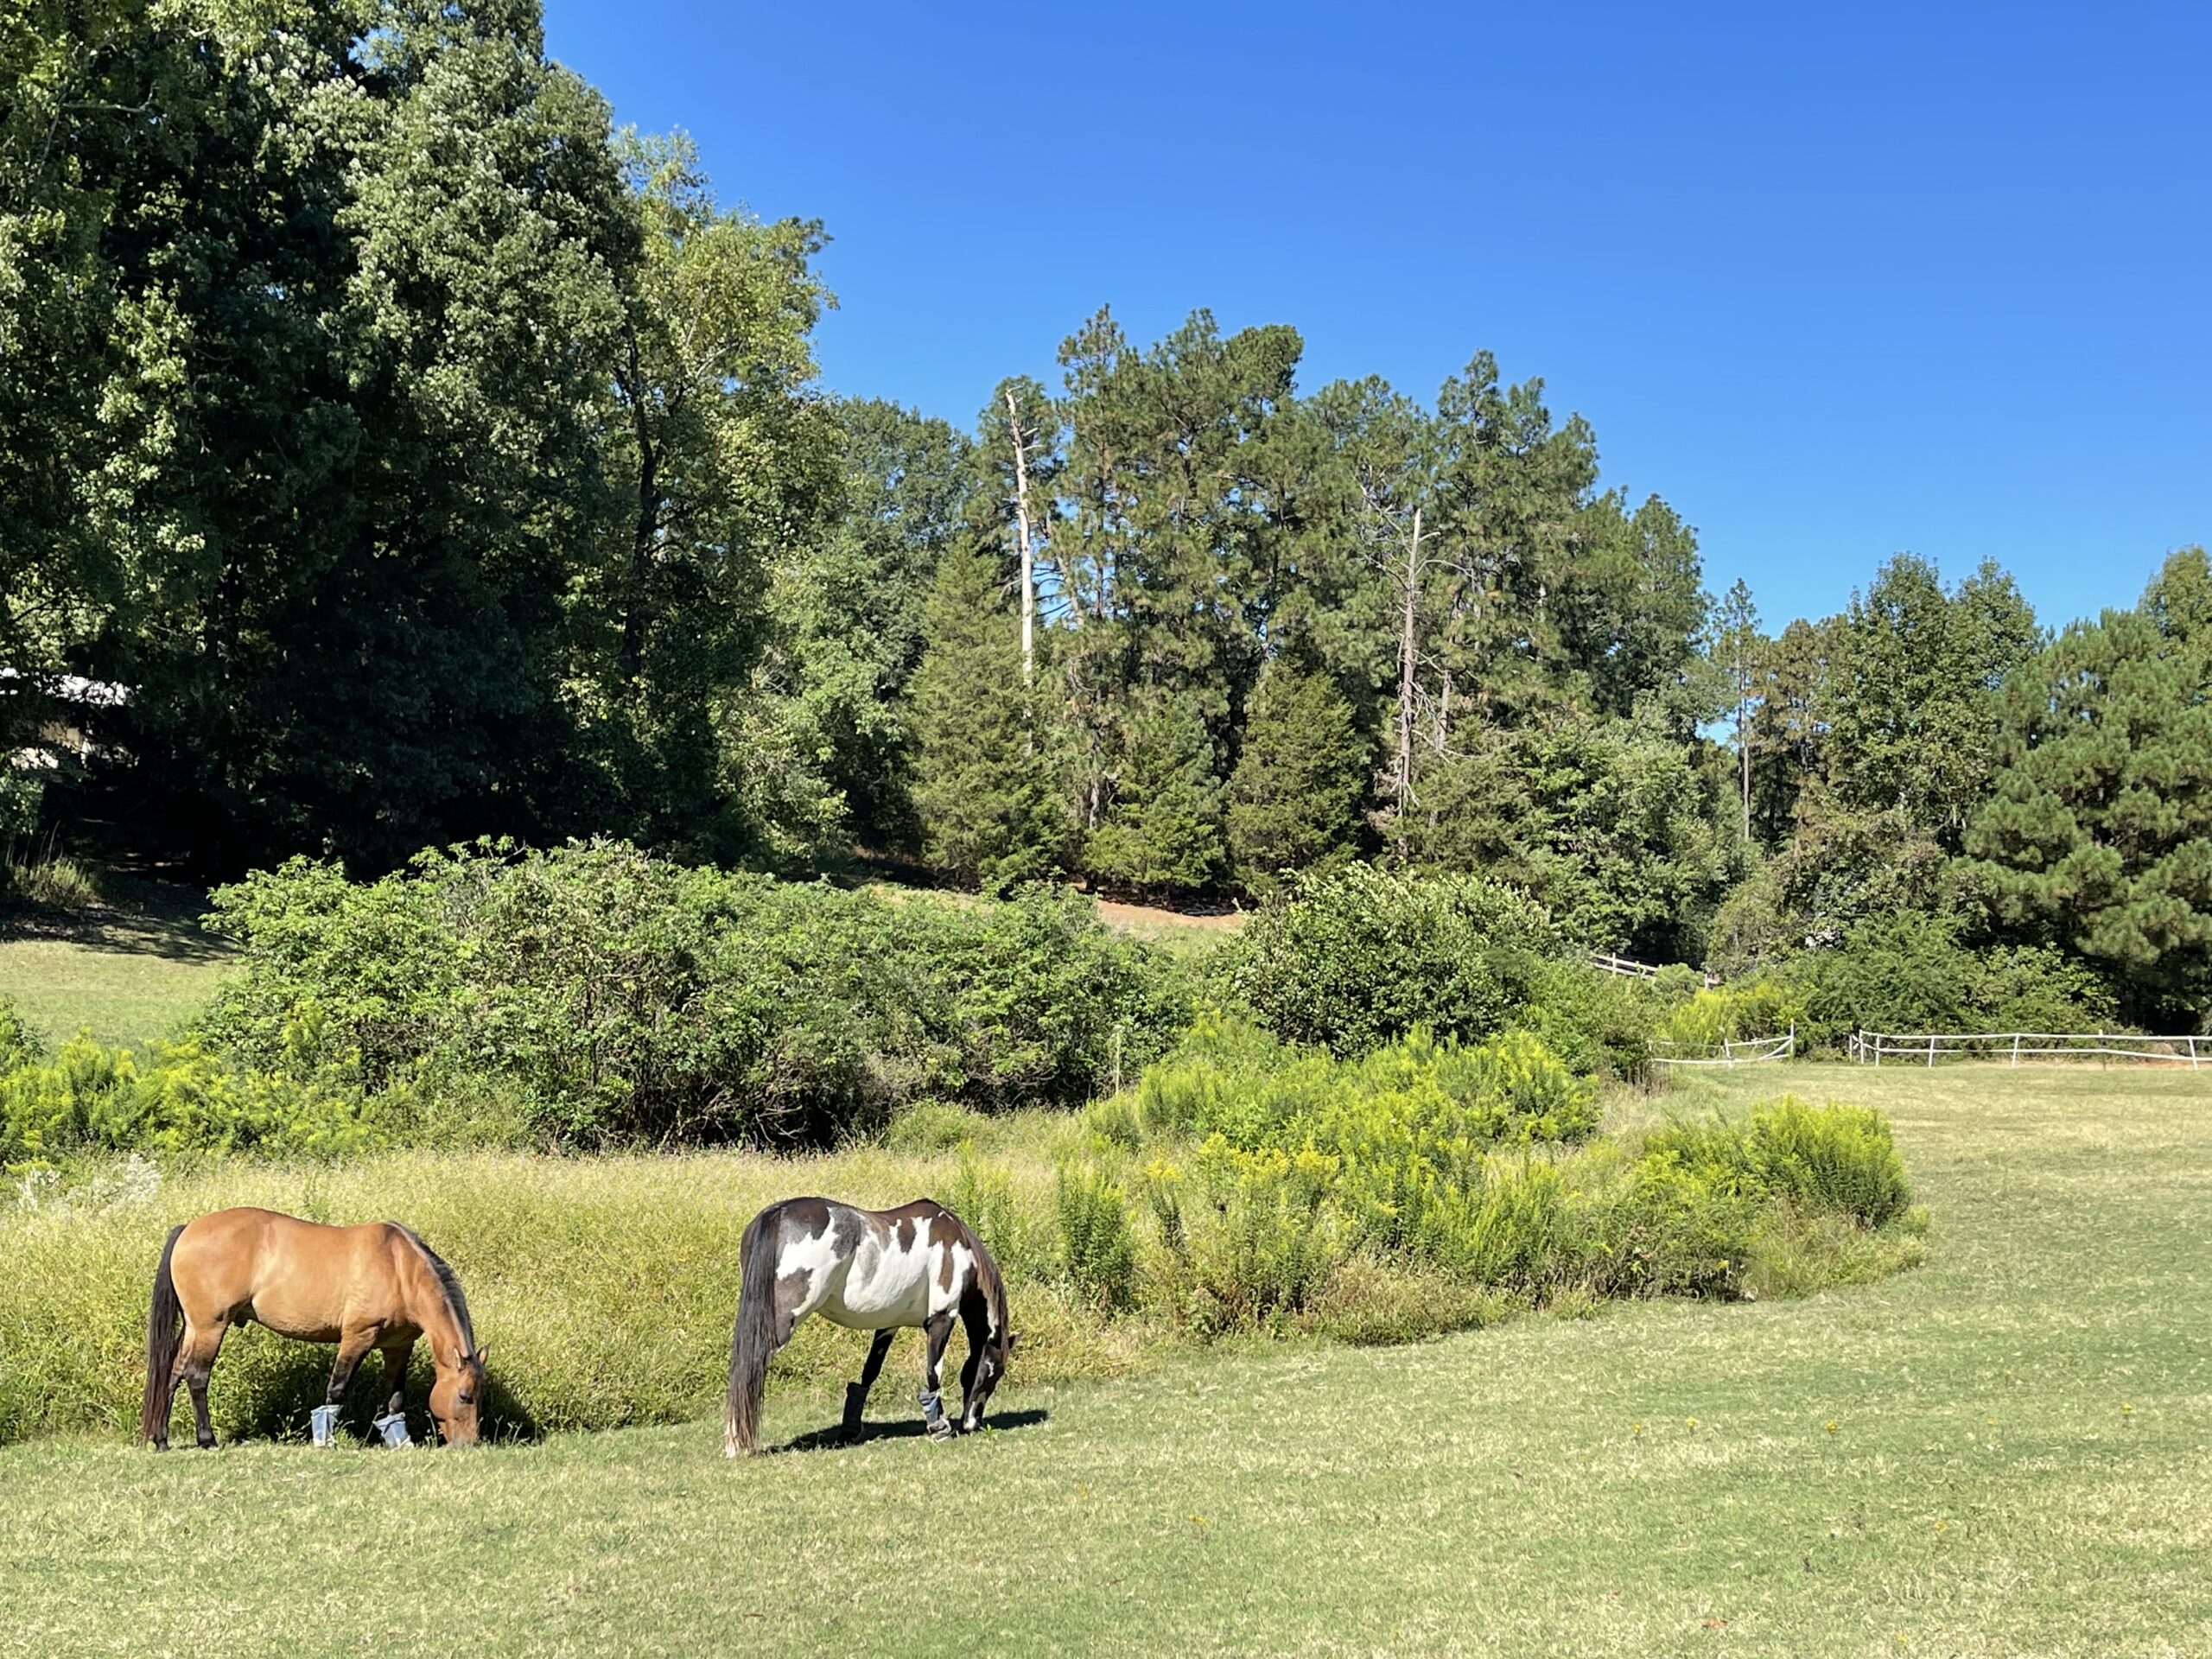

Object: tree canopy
[6,0,2208,1026]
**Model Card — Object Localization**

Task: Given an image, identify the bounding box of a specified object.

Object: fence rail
[1649,1026,1796,1067]
[1588,950,1657,979]
[1847,1030,2209,1067]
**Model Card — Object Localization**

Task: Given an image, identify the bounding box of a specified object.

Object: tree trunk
[1395,507,1422,865]
[620,327,658,694]
[1006,388,1036,684]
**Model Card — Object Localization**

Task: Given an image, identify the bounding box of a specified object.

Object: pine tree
[1082,693,1227,896]
[1226,659,1367,893]
[906,542,1069,889]
[1961,549,2212,1022]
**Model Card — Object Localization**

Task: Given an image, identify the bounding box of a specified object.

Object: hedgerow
[197,840,1191,1147]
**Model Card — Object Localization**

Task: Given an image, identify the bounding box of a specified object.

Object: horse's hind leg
[842,1329,896,1439]
[180,1319,229,1450]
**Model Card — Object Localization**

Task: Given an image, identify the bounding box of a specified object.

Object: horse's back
[170,1208,403,1339]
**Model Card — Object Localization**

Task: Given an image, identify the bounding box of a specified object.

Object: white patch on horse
[817,1211,932,1331]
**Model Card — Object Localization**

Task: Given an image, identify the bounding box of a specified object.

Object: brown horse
[141,1207,487,1450]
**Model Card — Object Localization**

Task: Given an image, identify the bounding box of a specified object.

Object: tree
[1961,549,2212,1022]
[1827,555,2040,844]
[906,540,1068,889]
[588,129,835,856]
[1226,658,1367,893]
[766,398,971,852]
[1083,691,1228,896]
[1712,578,1764,842]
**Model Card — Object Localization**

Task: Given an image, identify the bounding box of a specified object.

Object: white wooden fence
[1588,950,1657,979]
[1649,1027,1796,1067]
[1847,1030,2209,1068]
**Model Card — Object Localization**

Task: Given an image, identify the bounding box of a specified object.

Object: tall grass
[0,1133,1141,1447]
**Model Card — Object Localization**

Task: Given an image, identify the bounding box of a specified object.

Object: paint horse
[725,1197,1015,1455]
[142,1206,487,1449]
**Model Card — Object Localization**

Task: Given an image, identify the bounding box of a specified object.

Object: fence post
[2191,1035,2199,1071]
[2012,1033,2020,1069]
[1928,1034,1936,1068]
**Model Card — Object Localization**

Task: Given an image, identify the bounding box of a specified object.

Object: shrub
[1139,1143,1344,1334]
[1053,1161,1135,1311]
[1510,958,1658,1078]
[1584,1151,1760,1298]
[2,1033,385,1166]
[199,840,1192,1147]
[0,848,101,912]
[1652,981,1805,1050]
[0,997,40,1071]
[881,1100,987,1154]
[1138,1014,1599,1160]
[1643,1096,1913,1230]
[1767,912,2116,1051]
[1225,864,1556,1054]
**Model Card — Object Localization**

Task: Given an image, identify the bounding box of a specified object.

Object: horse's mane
[396,1226,476,1351]
[957,1217,1011,1357]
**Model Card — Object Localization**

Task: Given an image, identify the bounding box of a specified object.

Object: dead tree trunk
[1006,388,1036,685]
[1394,506,1423,864]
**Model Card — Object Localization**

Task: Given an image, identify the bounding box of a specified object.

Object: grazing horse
[724,1197,1015,1456]
[141,1207,487,1450]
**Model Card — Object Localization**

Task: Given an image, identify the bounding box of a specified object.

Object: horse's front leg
[919,1313,956,1442]
[312,1325,378,1446]
[843,1329,896,1440]
[378,1338,416,1421]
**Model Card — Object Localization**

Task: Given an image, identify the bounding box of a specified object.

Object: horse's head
[959,1328,1017,1433]
[429,1343,488,1446]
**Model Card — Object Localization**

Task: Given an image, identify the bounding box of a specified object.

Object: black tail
[141,1224,186,1445]
[724,1205,782,1456]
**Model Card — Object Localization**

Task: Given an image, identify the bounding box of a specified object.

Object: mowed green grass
[0,894,233,1050]
[3,1065,2207,1657]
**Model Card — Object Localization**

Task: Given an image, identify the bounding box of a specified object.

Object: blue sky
[541,0,2209,633]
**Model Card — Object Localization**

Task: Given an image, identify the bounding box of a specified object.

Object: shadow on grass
[192,1336,543,1446]
[1,886,232,966]
[778,1407,1048,1453]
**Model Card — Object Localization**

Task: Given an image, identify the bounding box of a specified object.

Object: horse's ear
[1007,1332,1020,1351]
[473,1345,489,1367]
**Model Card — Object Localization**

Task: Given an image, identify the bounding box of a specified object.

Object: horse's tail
[140,1224,186,1444]
[724,1205,782,1457]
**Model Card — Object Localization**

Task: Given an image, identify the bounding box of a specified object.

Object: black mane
[397,1226,475,1350]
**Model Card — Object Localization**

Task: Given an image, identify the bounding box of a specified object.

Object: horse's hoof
[927,1420,956,1442]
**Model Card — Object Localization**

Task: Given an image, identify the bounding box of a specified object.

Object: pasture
[2,1064,2206,1657]
[0,886,232,1051]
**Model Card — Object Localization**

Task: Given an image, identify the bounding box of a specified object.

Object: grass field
[3,1062,2206,1657]
[0,886,233,1049]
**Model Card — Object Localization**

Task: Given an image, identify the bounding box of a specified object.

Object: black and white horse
[724,1197,1016,1455]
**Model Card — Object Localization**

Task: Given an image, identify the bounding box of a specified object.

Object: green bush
[1643,1095,1913,1229]
[1225,864,1556,1054]
[1137,1014,1599,1161]
[1766,912,2116,1050]
[880,1100,988,1154]
[0,996,40,1071]
[199,840,1191,1147]
[1053,1161,1135,1311]
[0,848,101,912]
[2,1033,385,1166]
[1161,1141,1344,1332]
[1509,958,1658,1078]
[1652,981,1804,1050]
